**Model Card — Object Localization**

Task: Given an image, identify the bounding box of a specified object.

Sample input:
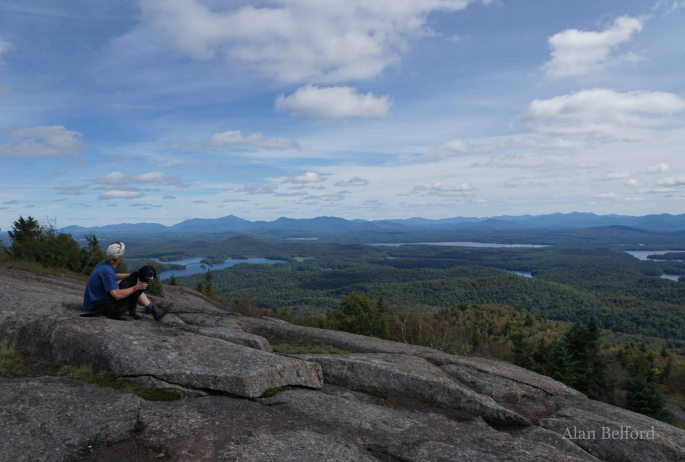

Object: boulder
[295,353,529,426]
[5,315,322,398]
[0,377,141,462]
[540,402,685,462]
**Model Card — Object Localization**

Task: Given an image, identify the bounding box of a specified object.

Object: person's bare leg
[137,292,150,307]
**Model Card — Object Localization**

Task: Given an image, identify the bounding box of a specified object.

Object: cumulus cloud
[275,86,391,119]
[334,176,369,187]
[543,17,643,79]
[523,89,685,141]
[647,163,670,173]
[98,191,144,200]
[282,171,326,184]
[136,0,478,84]
[0,125,86,158]
[181,131,300,150]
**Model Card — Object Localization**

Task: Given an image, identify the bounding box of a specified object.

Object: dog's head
[138,265,157,283]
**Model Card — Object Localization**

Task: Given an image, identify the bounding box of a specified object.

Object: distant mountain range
[55,212,685,236]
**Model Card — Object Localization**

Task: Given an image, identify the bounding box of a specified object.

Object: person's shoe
[150,302,172,321]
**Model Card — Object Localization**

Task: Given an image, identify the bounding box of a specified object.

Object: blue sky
[1,0,684,227]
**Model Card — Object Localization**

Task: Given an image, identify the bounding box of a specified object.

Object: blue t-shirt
[83,261,119,310]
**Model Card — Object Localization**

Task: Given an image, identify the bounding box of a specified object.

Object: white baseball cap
[106,241,126,257]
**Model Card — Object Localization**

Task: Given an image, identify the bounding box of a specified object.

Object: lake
[660,274,683,282]
[369,242,550,248]
[156,257,286,278]
[508,271,534,278]
[624,250,685,261]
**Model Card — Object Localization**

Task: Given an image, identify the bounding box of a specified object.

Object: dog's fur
[81,265,157,320]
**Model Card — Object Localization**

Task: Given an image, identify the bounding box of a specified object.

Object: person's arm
[109,279,148,300]
[115,273,131,281]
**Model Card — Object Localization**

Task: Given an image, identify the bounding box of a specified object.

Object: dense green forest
[158,237,685,351]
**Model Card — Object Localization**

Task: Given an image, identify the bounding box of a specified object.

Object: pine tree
[563,316,606,400]
[168,274,178,286]
[625,375,672,422]
[79,234,104,274]
[544,341,578,387]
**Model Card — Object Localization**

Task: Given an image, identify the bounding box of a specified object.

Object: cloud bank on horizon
[1,0,684,227]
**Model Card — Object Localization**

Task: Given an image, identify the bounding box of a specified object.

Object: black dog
[117,265,157,319]
[81,265,157,320]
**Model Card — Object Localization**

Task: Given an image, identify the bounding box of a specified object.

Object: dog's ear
[152,266,157,279]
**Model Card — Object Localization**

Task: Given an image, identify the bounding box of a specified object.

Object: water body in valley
[156,257,286,278]
[508,271,534,278]
[369,242,550,248]
[624,250,685,261]
[660,274,682,282]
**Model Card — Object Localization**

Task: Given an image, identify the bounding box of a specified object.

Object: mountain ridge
[56,212,685,236]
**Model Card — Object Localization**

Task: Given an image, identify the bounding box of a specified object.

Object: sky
[1,0,684,228]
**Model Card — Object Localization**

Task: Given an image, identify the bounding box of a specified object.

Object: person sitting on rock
[82,242,170,321]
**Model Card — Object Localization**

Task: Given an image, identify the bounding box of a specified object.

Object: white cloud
[595,192,644,203]
[282,171,327,184]
[543,17,643,79]
[418,139,470,162]
[300,193,345,202]
[409,181,474,197]
[136,0,478,84]
[236,184,278,195]
[334,176,369,187]
[162,195,176,199]
[275,85,391,119]
[623,178,640,187]
[656,176,685,186]
[135,171,187,187]
[523,89,685,141]
[604,172,631,180]
[94,172,131,185]
[0,126,87,158]
[0,39,13,63]
[98,191,144,200]
[182,131,299,150]
[647,163,670,173]
[497,176,545,188]
[54,185,89,196]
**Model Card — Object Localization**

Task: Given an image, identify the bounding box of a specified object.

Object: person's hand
[135,279,149,291]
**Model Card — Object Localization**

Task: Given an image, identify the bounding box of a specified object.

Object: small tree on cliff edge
[327,292,389,339]
[625,375,673,422]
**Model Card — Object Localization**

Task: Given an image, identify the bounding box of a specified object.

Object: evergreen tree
[327,292,389,339]
[168,274,178,286]
[544,341,578,386]
[8,216,42,249]
[563,316,606,400]
[79,234,104,274]
[625,375,672,422]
